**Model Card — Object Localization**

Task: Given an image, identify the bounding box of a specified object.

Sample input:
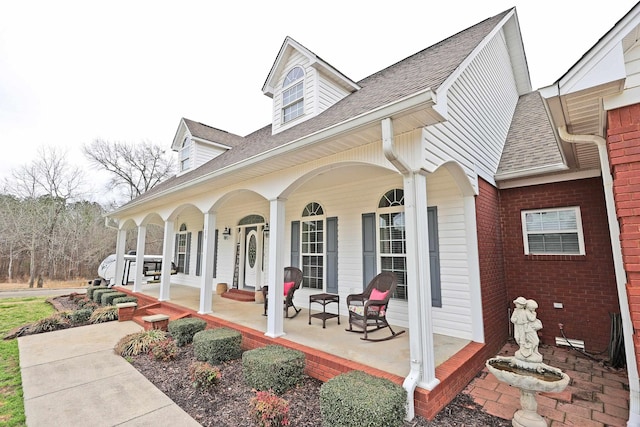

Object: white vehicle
[93,253,176,287]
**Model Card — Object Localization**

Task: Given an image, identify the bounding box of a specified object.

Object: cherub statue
[514,298,543,362]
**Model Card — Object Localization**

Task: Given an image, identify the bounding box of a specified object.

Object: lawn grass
[0,297,55,427]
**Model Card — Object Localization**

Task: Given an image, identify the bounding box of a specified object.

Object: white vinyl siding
[193,142,227,169]
[317,73,351,113]
[423,30,519,190]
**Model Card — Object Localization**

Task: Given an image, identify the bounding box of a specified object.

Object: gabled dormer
[171,118,244,175]
[262,37,361,135]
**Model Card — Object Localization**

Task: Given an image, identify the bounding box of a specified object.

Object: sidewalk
[18,321,200,427]
[466,341,630,426]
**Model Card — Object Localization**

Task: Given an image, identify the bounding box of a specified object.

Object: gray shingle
[496,91,564,176]
[123,9,511,205]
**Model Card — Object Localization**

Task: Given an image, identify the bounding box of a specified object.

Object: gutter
[558,126,640,427]
[382,117,420,420]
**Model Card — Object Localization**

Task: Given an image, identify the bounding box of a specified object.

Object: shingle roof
[119,9,511,208]
[496,91,564,176]
[182,118,245,147]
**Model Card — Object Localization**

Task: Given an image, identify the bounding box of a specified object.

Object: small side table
[308,293,340,328]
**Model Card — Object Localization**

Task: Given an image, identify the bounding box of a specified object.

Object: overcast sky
[1,1,637,197]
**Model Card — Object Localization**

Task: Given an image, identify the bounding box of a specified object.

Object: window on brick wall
[521,207,585,255]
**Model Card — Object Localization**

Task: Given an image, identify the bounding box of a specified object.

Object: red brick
[592,410,628,427]
[564,413,605,427]
[483,400,517,420]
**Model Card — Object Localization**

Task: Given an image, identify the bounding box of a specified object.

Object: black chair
[346,272,405,341]
[262,267,304,318]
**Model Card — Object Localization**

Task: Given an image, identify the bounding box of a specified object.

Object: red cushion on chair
[370,288,389,301]
[283,281,295,296]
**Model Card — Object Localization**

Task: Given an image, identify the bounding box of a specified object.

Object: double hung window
[521,207,585,255]
[301,202,324,290]
[282,67,304,123]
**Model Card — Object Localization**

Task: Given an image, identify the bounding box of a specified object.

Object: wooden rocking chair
[346,272,406,341]
[262,267,304,318]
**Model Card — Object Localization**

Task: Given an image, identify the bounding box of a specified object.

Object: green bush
[76,297,99,312]
[319,370,406,427]
[69,308,93,324]
[188,361,221,389]
[101,292,127,306]
[114,329,168,357]
[168,317,207,347]
[27,313,70,334]
[113,296,138,305]
[149,338,178,361]
[88,306,118,323]
[92,289,114,303]
[242,345,305,394]
[86,286,109,300]
[193,327,242,365]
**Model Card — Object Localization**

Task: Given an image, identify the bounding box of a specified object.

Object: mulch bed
[49,294,511,426]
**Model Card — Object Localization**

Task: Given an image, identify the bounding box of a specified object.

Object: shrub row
[168,317,206,347]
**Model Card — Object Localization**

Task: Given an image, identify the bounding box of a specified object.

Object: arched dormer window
[180,136,191,172]
[282,66,304,124]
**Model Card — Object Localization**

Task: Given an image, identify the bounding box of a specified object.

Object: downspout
[558,126,640,426]
[382,117,419,419]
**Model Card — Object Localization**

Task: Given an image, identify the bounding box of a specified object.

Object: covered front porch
[116,282,488,419]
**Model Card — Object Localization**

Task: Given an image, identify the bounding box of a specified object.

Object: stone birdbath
[486,297,570,427]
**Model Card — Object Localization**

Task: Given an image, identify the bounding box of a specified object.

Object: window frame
[176,223,188,273]
[282,66,304,124]
[521,206,585,255]
[377,189,407,301]
[301,202,325,290]
[179,136,191,172]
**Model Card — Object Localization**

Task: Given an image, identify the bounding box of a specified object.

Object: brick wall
[500,177,617,351]
[476,178,509,351]
[607,105,640,367]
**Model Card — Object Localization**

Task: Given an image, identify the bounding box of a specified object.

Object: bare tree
[83,139,176,203]
[4,147,86,286]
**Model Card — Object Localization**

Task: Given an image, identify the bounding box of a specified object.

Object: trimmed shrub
[114,329,168,357]
[88,306,118,323]
[76,296,99,310]
[28,313,70,334]
[242,345,305,394]
[249,390,290,427]
[193,327,242,365]
[86,286,108,300]
[113,296,138,305]
[92,289,114,303]
[149,338,178,361]
[69,308,93,324]
[101,292,127,306]
[168,317,207,347]
[188,361,221,389]
[319,370,406,427]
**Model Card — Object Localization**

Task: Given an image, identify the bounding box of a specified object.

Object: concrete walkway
[18,321,200,427]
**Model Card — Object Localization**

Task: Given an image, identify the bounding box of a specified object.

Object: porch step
[221,289,255,302]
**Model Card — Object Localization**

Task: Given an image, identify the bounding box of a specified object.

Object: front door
[243,227,258,289]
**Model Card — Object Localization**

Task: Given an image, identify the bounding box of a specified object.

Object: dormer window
[180,136,191,172]
[282,66,304,123]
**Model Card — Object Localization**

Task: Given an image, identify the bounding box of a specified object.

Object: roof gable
[262,37,360,98]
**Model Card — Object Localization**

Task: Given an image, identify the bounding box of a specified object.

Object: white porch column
[266,198,286,338]
[159,219,174,301]
[403,171,439,390]
[133,224,147,293]
[113,228,127,287]
[464,195,485,342]
[199,212,216,314]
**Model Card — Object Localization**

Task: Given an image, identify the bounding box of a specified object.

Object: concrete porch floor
[130,283,470,378]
